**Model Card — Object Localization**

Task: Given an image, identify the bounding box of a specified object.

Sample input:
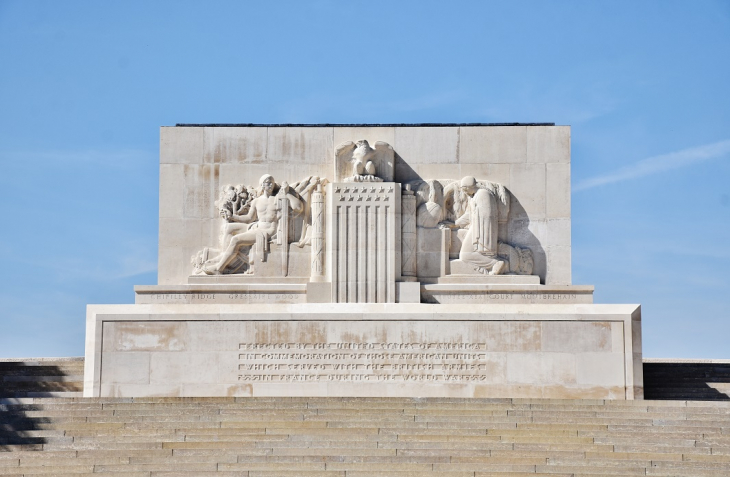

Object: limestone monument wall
[84,123,642,400]
[158,125,571,287]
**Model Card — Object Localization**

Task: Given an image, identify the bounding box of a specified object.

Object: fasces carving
[335,140,394,183]
[401,185,417,280]
[309,182,325,281]
[192,175,325,276]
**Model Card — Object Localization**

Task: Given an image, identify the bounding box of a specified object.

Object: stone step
[2,375,84,383]
[0,358,85,402]
[643,362,730,401]
[0,361,83,373]
[3,355,730,475]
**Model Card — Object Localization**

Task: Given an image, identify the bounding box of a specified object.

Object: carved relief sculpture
[415,179,444,228]
[192,175,323,275]
[191,139,533,281]
[447,176,508,275]
[328,183,398,303]
[309,180,326,282]
[401,184,417,280]
[335,140,394,183]
[407,175,534,276]
[191,183,256,275]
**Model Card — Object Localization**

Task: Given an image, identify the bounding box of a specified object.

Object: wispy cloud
[3,236,157,282]
[574,139,730,192]
[57,239,158,281]
[111,249,158,280]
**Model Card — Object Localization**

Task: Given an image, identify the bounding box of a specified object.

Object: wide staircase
[1,359,730,476]
[1,397,730,476]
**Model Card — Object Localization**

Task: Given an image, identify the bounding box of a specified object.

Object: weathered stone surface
[85,303,640,399]
[158,125,572,287]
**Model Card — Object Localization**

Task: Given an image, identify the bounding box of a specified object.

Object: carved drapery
[190,138,535,287]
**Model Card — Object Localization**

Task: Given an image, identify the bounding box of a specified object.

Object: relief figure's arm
[229,213,251,223]
[439,184,457,227]
[280,183,304,215]
[287,193,304,215]
[455,211,471,228]
[498,188,510,223]
[236,201,258,223]
[299,179,318,200]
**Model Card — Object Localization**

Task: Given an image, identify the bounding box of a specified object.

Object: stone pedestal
[84,303,642,400]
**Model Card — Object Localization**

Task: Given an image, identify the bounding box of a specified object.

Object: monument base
[84,303,642,400]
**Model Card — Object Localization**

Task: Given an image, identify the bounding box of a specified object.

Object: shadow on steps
[0,359,83,450]
[0,397,46,450]
[643,361,730,401]
[0,359,84,398]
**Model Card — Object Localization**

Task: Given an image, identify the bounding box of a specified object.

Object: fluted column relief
[329,183,398,303]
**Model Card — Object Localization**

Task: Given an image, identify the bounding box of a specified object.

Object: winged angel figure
[191,174,326,275]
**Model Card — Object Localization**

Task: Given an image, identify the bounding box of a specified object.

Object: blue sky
[0,1,728,358]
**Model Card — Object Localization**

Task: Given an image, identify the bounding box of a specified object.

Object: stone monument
[84,124,642,399]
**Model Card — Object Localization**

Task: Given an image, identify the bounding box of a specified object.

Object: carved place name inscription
[143,292,303,304]
[423,291,586,304]
[238,342,491,383]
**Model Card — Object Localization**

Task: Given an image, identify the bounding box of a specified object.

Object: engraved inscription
[422,291,584,304]
[145,292,303,304]
[237,342,491,383]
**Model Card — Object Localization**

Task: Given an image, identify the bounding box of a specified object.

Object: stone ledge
[644,358,730,364]
[421,284,593,304]
[173,123,558,128]
[427,274,542,285]
[134,284,307,305]
[90,302,639,320]
[0,357,84,363]
[187,276,310,284]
